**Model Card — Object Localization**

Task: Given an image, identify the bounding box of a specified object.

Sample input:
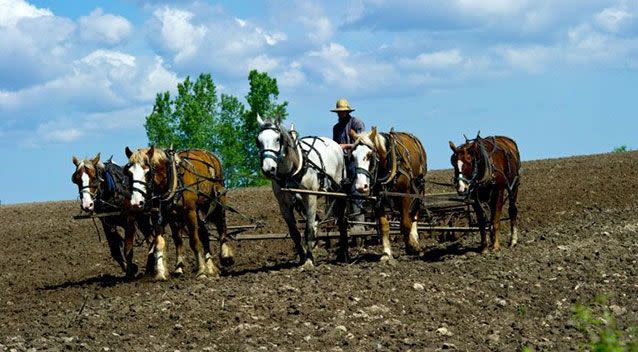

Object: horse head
[125,146,170,209]
[449,140,477,194]
[350,127,386,194]
[255,114,297,178]
[71,153,104,212]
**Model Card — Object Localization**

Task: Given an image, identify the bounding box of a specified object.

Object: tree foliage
[144,70,287,187]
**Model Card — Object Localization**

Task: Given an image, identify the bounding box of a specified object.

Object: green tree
[144,70,287,188]
[242,70,288,185]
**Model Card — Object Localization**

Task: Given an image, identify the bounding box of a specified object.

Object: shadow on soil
[40,274,131,291]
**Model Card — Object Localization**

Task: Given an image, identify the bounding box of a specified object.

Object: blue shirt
[332,116,365,145]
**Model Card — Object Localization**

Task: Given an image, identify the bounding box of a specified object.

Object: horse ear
[349,129,358,140]
[290,123,295,131]
[476,130,481,139]
[147,146,155,159]
[449,141,457,152]
[256,113,265,126]
[370,127,378,139]
[125,146,133,159]
[72,156,79,166]
[91,152,101,165]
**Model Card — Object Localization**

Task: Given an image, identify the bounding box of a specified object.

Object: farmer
[331,98,367,233]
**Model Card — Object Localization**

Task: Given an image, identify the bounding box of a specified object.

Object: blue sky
[1,0,636,204]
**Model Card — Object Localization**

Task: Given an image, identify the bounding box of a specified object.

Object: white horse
[256,115,348,268]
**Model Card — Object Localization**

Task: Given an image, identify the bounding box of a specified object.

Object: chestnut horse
[449,134,521,253]
[71,153,154,277]
[125,147,234,280]
[350,127,428,262]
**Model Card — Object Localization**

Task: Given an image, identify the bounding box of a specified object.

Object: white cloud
[0,0,52,28]
[139,56,181,100]
[0,2,75,89]
[79,8,132,45]
[496,45,553,73]
[246,54,280,72]
[153,7,207,62]
[455,0,531,17]
[39,126,83,143]
[595,7,634,33]
[1,49,180,123]
[401,50,464,69]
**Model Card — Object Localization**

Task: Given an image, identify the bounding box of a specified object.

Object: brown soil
[1,152,637,351]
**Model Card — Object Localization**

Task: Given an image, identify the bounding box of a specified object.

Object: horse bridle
[125,162,155,206]
[453,138,491,194]
[352,139,380,189]
[75,165,102,201]
[257,125,287,163]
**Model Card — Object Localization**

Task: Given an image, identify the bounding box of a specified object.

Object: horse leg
[101,220,126,273]
[152,225,168,281]
[197,216,220,277]
[335,198,350,264]
[277,196,306,265]
[376,208,394,263]
[490,189,505,252]
[401,198,421,255]
[302,194,319,268]
[123,217,138,278]
[169,222,185,276]
[210,199,234,267]
[135,216,156,275]
[186,208,211,278]
[508,184,520,247]
[473,199,488,254]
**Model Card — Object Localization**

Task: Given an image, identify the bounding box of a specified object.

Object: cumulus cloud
[341,0,613,35]
[495,45,554,73]
[79,8,133,45]
[0,0,52,28]
[0,0,75,90]
[401,50,464,70]
[595,6,634,33]
[0,49,180,124]
[146,5,291,80]
[153,6,207,62]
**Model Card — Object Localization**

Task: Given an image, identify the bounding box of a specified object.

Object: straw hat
[331,98,355,113]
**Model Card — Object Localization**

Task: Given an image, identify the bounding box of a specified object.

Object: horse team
[71,114,521,280]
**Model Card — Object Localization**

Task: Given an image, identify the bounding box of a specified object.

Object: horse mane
[129,147,169,167]
[356,130,387,156]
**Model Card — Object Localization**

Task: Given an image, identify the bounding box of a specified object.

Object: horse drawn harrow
[72,182,485,243]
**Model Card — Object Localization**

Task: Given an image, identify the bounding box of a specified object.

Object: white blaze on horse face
[457,160,468,193]
[129,163,147,207]
[80,172,94,211]
[258,129,280,176]
[352,145,372,193]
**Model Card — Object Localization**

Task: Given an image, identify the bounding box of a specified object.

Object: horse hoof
[154,273,168,281]
[480,246,489,255]
[220,256,235,267]
[405,245,422,256]
[492,245,501,252]
[380,255,397,266]
[172,267,184,277]
[509,240,517,247]
[300,260,315,270]
[125,264,138,278]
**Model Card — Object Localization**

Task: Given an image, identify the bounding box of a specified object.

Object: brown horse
[449,134,521,253]
[125,146,234,280]
[350,127,428,262]
[71,153,154,277]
